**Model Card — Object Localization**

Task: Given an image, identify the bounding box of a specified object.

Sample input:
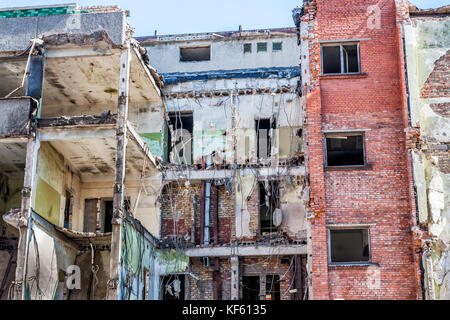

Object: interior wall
[33,142,64,225]
[0,173,22,237]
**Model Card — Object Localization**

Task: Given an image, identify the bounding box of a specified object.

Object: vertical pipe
[204,181,211,245]
[199,181,205,245]
[213,184,219,245]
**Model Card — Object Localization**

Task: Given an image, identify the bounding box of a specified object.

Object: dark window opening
[265,275,280,300]
[257,42,267,52]
[256,118,275,159]
[244,43,252,53]
[168,112,193,165]
[242,276,260,300]
[259,181,279,234]
[326,134,364,166]
[322,46,341,74]
[103,200,113,233]
[322,43,360,74]
[161,275,185,300]
[343,45,359,73]
[180,46,210,62]
[272,42,282,52]
[330,229,370,263]
[63,190,73,229]
[102,199,129,233]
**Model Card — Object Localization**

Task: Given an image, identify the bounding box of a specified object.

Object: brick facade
[302,0,421,299]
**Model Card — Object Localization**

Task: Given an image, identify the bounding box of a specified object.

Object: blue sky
[0,0,447,36]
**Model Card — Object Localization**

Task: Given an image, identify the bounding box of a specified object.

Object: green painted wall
[140,133,163,158]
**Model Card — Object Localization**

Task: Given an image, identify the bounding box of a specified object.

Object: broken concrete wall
[0,8,126,53]
[128,103,165,158]
[404,14,450,299]
[161,176,307,243]
[163,90,303,165]
[0,99,31,137]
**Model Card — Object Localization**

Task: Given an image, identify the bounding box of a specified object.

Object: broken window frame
[179,46,211,62]
[321,42,361,75]
[168,111,194,165]
[258,180,280,234]
[256,118,276,160]
[324,132,366,167]
[328,227,372,265]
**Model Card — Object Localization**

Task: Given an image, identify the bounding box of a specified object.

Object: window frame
[321,42,361,75]
[243,43,252,53]
[272,42,283,52]
[324,131,366,168]
[328,227,372,265]
[257,42,267,53]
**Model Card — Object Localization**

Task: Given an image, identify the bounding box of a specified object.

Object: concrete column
[108,42,131,300]
[230,256,239,300]
[15,137,39,300]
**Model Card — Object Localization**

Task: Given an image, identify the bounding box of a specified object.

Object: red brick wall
[188,257,304,300]
[304,0,421,299]
[161,183,234,244]
[420,50,450,98]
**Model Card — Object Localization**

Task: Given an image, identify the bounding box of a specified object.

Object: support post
[230,256,239,300]
[108,42,131,300]
[14,52,43,300]
[14,138,38,300]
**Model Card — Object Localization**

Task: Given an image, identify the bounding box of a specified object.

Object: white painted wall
[146,35,300,74]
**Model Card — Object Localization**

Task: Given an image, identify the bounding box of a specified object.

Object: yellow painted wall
[33,143,64,225]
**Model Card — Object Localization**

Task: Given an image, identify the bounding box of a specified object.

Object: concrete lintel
[0,137,28,143]
[162,166,305,181]
[327,223,376,228]
[183,244,307,257]
[323,129,372,133]
[37,125,116,141]
[46,47,115,59]
[319,38,372,43]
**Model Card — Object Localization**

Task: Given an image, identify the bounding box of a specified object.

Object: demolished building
[0,3,188,300]
[0,0,448,301]
[397,2,450,300]
[138,27,308,300]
